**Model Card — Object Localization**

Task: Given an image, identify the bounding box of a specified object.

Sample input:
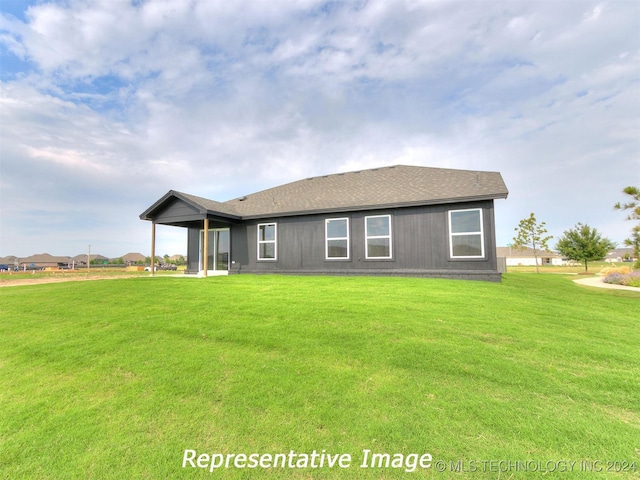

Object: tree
[555,223,616,272]
[614,186,640,268]
[513,213,553,273]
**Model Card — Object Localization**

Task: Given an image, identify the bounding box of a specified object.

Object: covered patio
[139,191,240,276]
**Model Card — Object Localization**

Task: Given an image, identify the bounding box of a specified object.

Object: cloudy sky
[1,0,638,259]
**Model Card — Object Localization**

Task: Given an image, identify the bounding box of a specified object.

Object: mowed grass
[0,274,638,479]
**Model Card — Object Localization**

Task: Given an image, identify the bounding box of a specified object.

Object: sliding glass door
[200,228,230,273]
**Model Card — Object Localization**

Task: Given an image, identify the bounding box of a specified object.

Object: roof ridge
[302,164,403,181]
[252,164,501,189]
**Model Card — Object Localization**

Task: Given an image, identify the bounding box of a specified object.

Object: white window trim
[325,218,350,260]
[365,214,392,260]
[448,208,485,259]
[257,222,277,261]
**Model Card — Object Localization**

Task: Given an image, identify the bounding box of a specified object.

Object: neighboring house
[604,248,636,263]
[19,253,73,269]
[122,252,146,264]
[140,165,509,281]
[496,246,564,266]
[72,254,109,265]
[0,256,18,268]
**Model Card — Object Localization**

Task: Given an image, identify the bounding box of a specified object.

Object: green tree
[555,223,616,273]
[513,213,553,273]
[614,186,640,268]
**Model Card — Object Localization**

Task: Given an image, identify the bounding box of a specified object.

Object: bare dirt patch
[0,273,137,288]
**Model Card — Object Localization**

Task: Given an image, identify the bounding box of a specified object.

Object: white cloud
[0,0,638,257]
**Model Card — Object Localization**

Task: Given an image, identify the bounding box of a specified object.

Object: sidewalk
[573,276,640,292]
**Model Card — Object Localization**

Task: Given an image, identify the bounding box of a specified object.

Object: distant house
[122,252,146,265]
[72,254,109,265]
[496,246,563,266]
[72,254,87,265]
[604,247,636,263]
[140,165,509,281]
[19,253,73,269]
[0,256,18,268]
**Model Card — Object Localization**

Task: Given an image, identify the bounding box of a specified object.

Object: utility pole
[88,245,91,272]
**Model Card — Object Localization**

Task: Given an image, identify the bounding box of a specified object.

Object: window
[365,215,392,259]
[326,218,349,259]
[449,209,484,258]
[257,223,277,260]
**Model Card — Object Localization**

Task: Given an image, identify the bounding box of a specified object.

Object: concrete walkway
[573,275,640,292]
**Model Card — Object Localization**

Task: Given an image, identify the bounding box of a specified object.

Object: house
[140,165,509,281]
[0,256,18,268]
[496,246,564,267]
[122,252,146,265]
[604,247,636,263]
[72,254,109,265]
[18,253,73,269]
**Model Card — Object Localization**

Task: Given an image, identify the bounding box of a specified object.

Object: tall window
[326,218,349,259]
[449,209,484,258]
[257,223,277,260]
[365,215,392,259]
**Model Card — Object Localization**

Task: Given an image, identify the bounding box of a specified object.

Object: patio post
[150,222,156,276]
[203,218,209,276]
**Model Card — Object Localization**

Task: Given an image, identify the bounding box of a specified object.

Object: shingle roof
[20,253,73,263]
[121,252,146,262]
[605,247,636,258]
[139,190,242,221]
[141,165,508,221]
[178,192,242,217]
[70,254,109,262]
[224,165,508,218]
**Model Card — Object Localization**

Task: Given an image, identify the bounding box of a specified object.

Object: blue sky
[1,0,639,258]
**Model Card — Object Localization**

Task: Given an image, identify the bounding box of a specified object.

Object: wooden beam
[150,222,156,276]
[203,218,209,277]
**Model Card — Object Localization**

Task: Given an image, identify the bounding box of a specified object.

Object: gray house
[140,165,509,281]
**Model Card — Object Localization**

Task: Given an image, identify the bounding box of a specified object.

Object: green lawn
[1,274,638,479]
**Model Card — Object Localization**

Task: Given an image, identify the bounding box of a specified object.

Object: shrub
[624,271,640,287]
[604,273,626,285]
[604,270,640,287]
[600,265,632,276]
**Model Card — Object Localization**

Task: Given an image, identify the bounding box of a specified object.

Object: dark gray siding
[230,224,248,273]
[229,200,501,281]
[154,198,202,225]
